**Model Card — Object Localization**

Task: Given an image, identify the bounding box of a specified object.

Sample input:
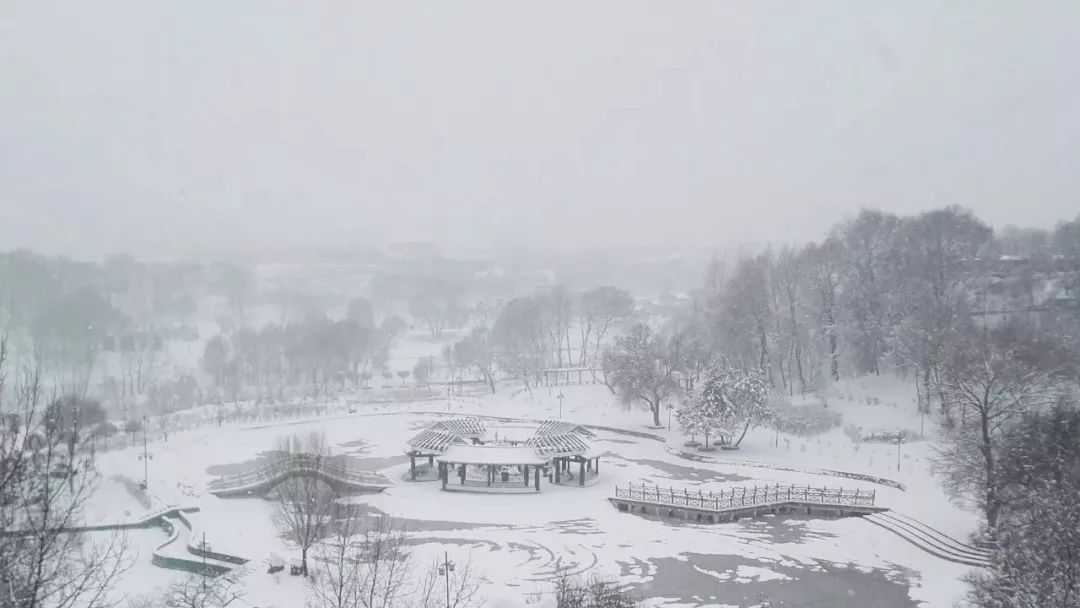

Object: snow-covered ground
[89,376,980,608]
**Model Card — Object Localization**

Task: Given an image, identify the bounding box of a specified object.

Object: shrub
[772,403,842,437]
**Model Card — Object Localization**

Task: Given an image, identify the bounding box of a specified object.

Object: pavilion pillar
[554,459,561,484]
[487,467,492,487]
[595,458,599,474]
[535,466,540,491]
[440,463,447,490]
[410,454,417,480]
[586,459,591,472]
[579,460,585,486]
[428,455,433,465]
[523,466,530,486]
[459,464,466,485]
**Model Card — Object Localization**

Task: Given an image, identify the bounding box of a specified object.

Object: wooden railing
[208,454,384,492]
[614,483,875,511]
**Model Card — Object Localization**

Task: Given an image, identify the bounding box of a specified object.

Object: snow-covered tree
[691,358,772,448]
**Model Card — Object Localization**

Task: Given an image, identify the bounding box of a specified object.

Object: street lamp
[667,403,674,430]
[896,435,904,472]
[557,392,565,419]
[439,551,455,608]
[138,415,152,490]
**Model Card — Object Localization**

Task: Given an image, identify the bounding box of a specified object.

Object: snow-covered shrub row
[845,425,919,444]
[771,402,842,437]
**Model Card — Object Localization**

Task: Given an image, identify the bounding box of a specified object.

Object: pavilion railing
[209,454,384,491]
[614,483,875,511]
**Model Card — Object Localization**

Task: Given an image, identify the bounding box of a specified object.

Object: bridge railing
[614,483,875,511]
[209,454,383,491]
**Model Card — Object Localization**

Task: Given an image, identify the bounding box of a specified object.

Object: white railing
[614,483,875,511]
[208,454,384,491]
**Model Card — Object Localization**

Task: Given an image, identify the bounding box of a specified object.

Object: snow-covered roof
[535,420,595,438]
[432,418,486,437]
[525,432,591,457]
[406,417,596,460]
[438,445,547,466]
[407,429,468,453]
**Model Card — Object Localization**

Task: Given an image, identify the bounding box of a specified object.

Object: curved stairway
[862,511,992,568]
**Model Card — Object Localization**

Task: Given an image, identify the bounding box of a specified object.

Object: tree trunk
[829,331,839,381]
[649,399,661,427]
[734,418,753,448]
[979,407,999,531]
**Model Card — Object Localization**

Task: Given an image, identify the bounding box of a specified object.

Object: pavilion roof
[535,419,595,438]
[525,432,591,457]
[407,429,467,454]
[438,445,547,466]
[432,417,487,437]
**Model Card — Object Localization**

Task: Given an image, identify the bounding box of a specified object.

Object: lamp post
[557,392,565,419]
[138,415,152,490]
[667,403,674,431]
[439,551,455,608]
[896,435,904,472]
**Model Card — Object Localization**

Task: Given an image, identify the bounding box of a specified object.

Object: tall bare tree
[271,432,339,575]
[935,328,1061,530]
[309,512,412,608]
[604,324,685,427]
[579,287,634,367]
[1,337,132,608]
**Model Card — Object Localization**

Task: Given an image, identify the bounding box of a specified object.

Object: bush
[772,403,842,437]
[859,427,918,443]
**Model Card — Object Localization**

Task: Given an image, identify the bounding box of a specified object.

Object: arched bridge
[208,454,391,498]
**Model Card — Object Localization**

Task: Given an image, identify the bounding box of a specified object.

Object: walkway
[152,511,249,575]
[208,454,391,498]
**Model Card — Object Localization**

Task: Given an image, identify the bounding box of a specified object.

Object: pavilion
[404,418,601,492]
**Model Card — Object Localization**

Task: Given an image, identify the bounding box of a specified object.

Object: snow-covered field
[89,378,979,608]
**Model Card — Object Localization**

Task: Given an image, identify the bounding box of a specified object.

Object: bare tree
[935,328,1061,530]
[413,555,484,608]
[160,567,248,608]
[452,327,497,394]
[1,337,132,608]
[308,511,413,608]
[604,324,684,427]
[272,432,339,575]
[553,574,641,608]
[579,287,634,367]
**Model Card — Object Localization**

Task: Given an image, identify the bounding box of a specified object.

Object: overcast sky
[2,1,1078,258]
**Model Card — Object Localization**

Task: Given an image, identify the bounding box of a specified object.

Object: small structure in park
[404,418,601,492]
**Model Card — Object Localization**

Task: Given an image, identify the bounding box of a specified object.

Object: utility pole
[440,551,455,608]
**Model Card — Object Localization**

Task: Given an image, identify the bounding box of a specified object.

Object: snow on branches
[678,358,771,449]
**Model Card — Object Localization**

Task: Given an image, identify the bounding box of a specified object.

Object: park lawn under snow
[88,375,979,608]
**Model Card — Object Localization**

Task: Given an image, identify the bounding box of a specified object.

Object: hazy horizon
[3,1,1079,259]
